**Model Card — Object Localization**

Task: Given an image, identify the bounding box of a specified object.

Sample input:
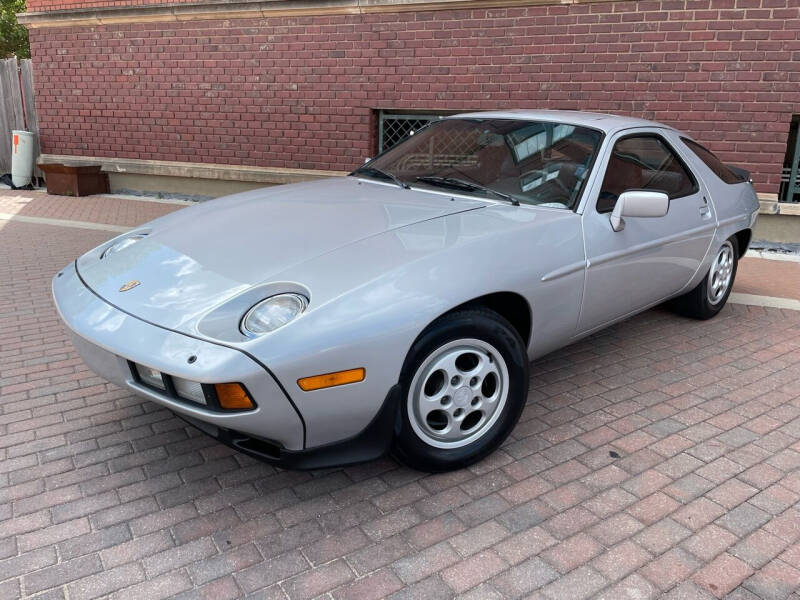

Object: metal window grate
[780,116,800,203]
[378,112,441,153]
[392,126,482,172]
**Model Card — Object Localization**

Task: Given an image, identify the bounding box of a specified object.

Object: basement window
[377,111,445,153]
[780,115,800,203]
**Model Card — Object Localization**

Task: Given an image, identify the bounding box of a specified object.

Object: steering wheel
[552,176,572,198]
[521,166,572,198]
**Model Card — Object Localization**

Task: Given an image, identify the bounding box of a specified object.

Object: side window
[597,135,697,213]
[681,138,744,184]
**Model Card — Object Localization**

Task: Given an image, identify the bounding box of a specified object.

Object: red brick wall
[28,0,800,194]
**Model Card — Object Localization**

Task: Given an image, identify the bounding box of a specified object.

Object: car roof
[445,110,675,134]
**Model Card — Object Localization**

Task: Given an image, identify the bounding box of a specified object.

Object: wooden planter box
[38,163,109,197]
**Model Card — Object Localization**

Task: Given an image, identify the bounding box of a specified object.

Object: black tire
[670,235,739,320]
[392,308,529,472]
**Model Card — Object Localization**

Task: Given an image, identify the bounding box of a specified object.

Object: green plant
[1,0,29,59]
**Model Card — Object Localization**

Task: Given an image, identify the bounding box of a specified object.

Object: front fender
[246,205,584,448]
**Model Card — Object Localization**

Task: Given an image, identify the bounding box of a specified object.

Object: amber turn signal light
[215,383,254,409]
[297,368,365,392]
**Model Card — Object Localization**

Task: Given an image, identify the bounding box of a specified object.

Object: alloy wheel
[407,338,509,449]
[707,240,735,305]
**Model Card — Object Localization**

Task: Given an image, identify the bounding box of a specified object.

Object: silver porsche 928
[53,111,759,472]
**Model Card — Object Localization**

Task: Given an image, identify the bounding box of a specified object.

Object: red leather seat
[598,153,643,211]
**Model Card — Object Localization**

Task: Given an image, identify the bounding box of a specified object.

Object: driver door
[577,129,716,333]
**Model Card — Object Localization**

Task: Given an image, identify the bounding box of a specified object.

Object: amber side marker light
[215,383,255,409]
[297,368,366,392]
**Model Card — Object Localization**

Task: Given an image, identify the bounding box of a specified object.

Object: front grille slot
[128,361,221,410]
[233,437,282,461]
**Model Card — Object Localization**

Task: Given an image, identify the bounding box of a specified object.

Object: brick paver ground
[0,190,181,227]
[1,191,799,599]
[737,257,800,302]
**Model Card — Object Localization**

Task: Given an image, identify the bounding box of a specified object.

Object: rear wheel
[393,308,528,472]
[671,236,738,320]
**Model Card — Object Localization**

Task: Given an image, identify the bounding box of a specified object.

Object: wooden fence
[0,58,40,176]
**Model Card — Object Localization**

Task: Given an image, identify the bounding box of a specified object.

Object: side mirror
[610,190,669,232]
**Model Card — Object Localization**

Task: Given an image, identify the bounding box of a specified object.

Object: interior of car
[597,135,696,212]
[375,119,604,208]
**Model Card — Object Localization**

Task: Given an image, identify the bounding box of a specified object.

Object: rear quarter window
[681,138,745,184]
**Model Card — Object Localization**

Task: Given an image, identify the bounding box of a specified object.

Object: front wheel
[670,236,739,320]
[392,308,529,472]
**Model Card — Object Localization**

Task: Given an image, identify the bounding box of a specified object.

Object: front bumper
[52,262,305,451]
[180,384,400,470]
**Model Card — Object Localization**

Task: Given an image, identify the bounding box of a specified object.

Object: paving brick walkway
[1,190,799,599]
[737,257,800,302]
[0,190,181,227]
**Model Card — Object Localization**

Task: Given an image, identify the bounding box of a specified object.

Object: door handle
[699,205,711,217]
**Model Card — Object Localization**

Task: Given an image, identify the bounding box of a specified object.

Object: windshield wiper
[351,166,410,189]
[415,176,519,206]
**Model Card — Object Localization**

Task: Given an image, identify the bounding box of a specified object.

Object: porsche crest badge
[119,280,141,292]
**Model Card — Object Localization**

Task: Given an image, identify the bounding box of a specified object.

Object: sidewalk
[736,256,800,302]
[0,189,183,229]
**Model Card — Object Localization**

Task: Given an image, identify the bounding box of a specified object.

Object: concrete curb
[728,292,800,311]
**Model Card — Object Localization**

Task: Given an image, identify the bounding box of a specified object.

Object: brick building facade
[19,0,800,199]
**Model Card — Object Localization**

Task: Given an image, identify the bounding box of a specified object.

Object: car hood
[76,177,486,332]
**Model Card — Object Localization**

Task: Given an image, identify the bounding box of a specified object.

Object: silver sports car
[53,111,759,472]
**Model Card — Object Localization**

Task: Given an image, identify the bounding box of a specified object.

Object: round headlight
[101,233,148,259]
[241,293,308,337]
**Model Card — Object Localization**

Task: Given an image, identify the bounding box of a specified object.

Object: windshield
[361,118,603,208]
